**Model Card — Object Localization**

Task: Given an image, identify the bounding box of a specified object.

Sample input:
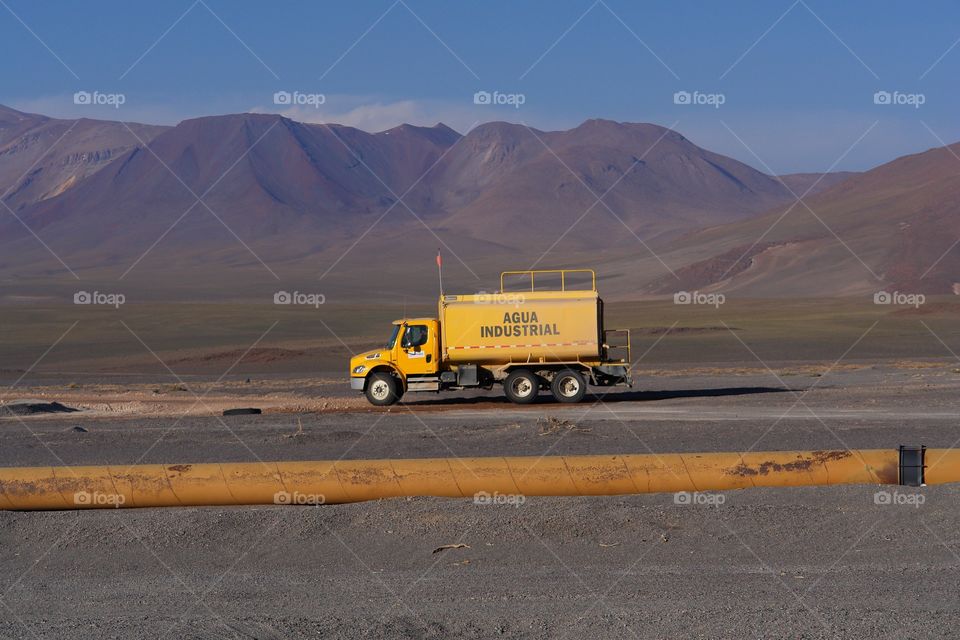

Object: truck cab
[349,318,440,405]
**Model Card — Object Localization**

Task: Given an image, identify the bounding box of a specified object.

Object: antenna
[436,249,444,297]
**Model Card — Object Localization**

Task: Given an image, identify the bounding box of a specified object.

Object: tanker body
[349,270,631,406]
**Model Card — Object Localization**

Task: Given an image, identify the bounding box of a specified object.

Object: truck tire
[551,369,586,403]
[504,369,540,404]
[365,372,401,406]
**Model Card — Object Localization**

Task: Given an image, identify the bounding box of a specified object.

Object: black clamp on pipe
[899,445,925,487]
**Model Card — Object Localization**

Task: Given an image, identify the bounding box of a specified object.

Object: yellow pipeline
[1,448,956,510]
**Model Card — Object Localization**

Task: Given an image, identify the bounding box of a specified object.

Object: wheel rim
[511,376,534,398]
[371,380,390,400]
[558,375,580,398]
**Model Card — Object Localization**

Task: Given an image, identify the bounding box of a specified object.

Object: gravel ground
[1,366,959,638]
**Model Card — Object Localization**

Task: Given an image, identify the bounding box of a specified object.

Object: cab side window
[403,325,428,349]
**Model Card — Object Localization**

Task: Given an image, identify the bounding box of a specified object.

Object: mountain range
[0,103,956,299]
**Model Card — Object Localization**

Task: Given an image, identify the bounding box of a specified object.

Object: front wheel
[365,372,402,406]
[504,369,540,404]
[551,369,586,403]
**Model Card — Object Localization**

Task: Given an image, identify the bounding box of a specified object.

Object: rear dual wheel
[551,369,586,403]
[504,369,540,404]
[504,368,588,404]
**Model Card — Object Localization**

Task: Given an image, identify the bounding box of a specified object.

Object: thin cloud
[254,96,549,134]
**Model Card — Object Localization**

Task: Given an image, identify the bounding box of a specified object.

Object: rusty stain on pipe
[0,448,956,510]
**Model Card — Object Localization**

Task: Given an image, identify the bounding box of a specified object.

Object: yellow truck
[349,269,631,406]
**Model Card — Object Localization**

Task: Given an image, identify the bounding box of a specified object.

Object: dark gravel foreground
[1,487,958,639]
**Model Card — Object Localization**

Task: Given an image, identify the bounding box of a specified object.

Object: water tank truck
[349,269,631,406]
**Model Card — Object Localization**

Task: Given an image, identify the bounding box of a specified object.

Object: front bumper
[350,377,365,390]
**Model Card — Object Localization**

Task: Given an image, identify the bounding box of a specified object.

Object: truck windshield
[386,325,401,349]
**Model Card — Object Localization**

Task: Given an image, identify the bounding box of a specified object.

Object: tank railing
[500,269,596,292]
[602,329,631,363]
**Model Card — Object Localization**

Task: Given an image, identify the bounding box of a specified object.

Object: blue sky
[2,0,959,173]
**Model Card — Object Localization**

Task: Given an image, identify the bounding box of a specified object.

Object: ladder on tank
[602,329,631,364]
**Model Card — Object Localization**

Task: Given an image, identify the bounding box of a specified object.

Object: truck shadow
[586,386,793,403]
[400,386,791,408]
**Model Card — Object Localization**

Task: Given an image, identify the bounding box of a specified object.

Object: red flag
[436,250,442,268]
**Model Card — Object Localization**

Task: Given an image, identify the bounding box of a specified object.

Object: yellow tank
[440,290,601,364]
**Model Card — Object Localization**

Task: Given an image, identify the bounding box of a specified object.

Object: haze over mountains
[646,143,960,297]
[0,103,957,299]
[0,105,165,211]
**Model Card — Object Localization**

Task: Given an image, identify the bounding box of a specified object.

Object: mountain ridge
[644,142,960,296]
[3,105,915,299]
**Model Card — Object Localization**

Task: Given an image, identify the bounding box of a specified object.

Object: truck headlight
[352,365,366,374]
